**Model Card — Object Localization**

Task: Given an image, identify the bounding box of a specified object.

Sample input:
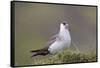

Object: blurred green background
[14,2,97,66]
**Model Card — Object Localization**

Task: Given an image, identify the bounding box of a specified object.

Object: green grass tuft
[31,49,96,65]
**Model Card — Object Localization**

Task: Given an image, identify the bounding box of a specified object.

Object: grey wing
[49,34,58,40]
[42,34,58,50]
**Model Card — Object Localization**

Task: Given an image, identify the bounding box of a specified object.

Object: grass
[31,49,96,65]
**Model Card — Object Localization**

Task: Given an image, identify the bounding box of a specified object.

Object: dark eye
[63,23,66,25]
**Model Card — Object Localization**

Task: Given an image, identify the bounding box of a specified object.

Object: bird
[30,21,71,57]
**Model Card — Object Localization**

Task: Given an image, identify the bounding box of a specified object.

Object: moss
[31,49,96,65]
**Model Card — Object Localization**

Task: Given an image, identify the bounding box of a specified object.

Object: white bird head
[60,21,69,32]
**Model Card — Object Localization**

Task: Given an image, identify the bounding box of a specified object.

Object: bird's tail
[30,49,49,57]
[30,49,41,52]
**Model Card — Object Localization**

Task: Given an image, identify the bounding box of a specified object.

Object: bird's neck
[59,28,70,40]
[59,29,68,35]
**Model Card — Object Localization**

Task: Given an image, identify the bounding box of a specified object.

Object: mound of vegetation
[31,50,96,65]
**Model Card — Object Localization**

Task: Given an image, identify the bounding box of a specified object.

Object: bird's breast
[48,30,71,54]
